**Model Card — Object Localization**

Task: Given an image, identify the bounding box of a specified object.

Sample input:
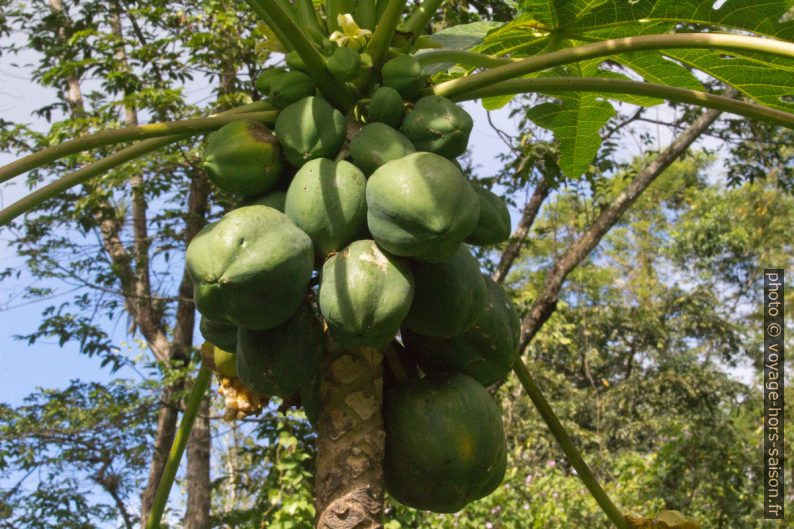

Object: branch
[145,364,212,529]
[453,77,794,129]
[0,108,278,227]
[0,135,189,227]
[513,360,630,529]
[492,177,551,284]
[0,106,275,184]
[402,0,444,38]
[365,0,408,70]
[417,49,514,68]
[431,33,794,100]
[517,101,726,353]
[243,0,355,109]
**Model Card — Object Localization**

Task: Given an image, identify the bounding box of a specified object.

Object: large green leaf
[662,49,794,112]
[526,93,615,179]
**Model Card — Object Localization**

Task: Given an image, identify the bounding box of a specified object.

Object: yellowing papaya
[203,120,283,196]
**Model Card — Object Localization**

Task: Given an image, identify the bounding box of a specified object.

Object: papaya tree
[1,1,792,528]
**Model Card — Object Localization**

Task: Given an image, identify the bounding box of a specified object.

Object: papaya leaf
[429,21,503,51]
[526,93,615,179]
[662,48,794,112]
[610,51,705,92]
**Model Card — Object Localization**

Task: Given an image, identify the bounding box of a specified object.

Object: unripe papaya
[244,189,287,211]
[349,122,415,175]
[366,152,480,262]
[402,275,520,386]
[213,346,238,379]
[327,46,361,81]
[255,68,286,94]
[203,120,283,196]
[400,95,473,158]
[402,245,487,337]
[285,158,367,256]
[236,302,322,398]
[384,372,507,513]
[269,71,316,109]
[199,316,238,353]
[285,50,308,73]
[275,96,347,167]
[466,185,511,246]
[382,54,426,99]
[319,239,414,347]
[368,86,404,129]
[186,205,314,330]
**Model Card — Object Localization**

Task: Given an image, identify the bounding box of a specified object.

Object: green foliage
[0,380,154,528]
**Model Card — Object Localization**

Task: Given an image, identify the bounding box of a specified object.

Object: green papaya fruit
[213,346,238,379]
[255,68,287,94]
[400,95,473,159]
[368,86,404,129]
[203,120,283,196]
[285,158,367,256]
[199,316,238,353]
[402,245,487,337]
[327,46,361,81]
[381,54,426,99]
[236,302,323,398]
[402,275,520,386]
[384,372,507,513]
[285,50,308,73]
[243,189,287,211]
[349,122,415,175]
[186,205,314,330]
[269,71,316,109]
[275,96,347,167]
[318,239,414,347]
[466,185,511,246]
[366,152,480,262]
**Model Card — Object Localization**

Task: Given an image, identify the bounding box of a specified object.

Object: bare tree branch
[493,177,551,284]
[517,101,730,353]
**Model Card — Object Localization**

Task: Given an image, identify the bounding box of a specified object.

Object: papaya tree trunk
[314,339,385,529]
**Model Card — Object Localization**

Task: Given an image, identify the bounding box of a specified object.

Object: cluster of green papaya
[188,48,518,513]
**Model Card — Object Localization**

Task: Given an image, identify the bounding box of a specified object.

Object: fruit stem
[145,362,212,529]
[402,0,444,39]
[0,107,276,185]
[451,77,794,130]
[431,33,794,101]
[0,106,277,227]
[244,0,356,110]
[417,49,515,68]
[364,0,407,73]
[513,359,631,529]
